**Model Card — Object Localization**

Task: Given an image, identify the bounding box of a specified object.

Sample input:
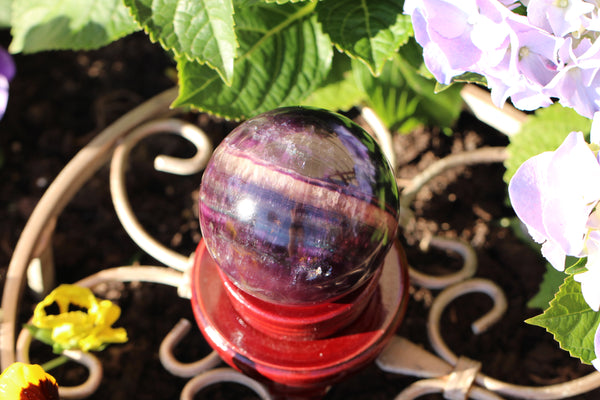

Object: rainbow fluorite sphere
[198,107,400,305]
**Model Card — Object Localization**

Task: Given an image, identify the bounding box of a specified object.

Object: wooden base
[190,239,409,399]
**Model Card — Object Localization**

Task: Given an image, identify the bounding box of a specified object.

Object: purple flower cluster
[508,114,600,368]
[404,0,600,118]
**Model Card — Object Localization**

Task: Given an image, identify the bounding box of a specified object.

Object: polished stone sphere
[198,107,400,305]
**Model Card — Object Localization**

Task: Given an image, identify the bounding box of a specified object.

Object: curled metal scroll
[180,368,272,400]
[109,118,212,271]
[408,236,478,289]
[159,319,222,378]
[394,378,504,400]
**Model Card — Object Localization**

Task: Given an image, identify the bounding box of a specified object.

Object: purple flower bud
[0,47,15,120]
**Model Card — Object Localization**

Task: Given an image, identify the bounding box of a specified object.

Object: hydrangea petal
[545,39,600,118]
[510,131,600,272]
[508,151,553,243]
[426,0,475,39]
[541,239,568,271]
[0,76,10,120]
[547,0,594,37]
[574,266,600,311]
[405,0,485,83]
[543,132,600,254]
[526,0,554,32]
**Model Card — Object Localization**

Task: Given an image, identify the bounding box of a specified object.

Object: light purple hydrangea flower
[404,0,600,119]
[508,130,600,273]
[527,0,594,37]
[404,0,513,85]
[545,38,600,118]
[508,114,600,312]
[0,47,15,120]
[486,16,562,110]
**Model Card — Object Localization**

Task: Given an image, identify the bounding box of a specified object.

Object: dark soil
[1,32,598,399]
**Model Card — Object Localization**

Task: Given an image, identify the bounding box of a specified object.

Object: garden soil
[1,32,598,400]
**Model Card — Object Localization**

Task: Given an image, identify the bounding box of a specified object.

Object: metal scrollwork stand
[2,85,600,399]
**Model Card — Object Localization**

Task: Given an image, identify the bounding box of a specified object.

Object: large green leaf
[527,276,600,364]
[124,0,236,85]
[316,0,412,76]
[9,0,139,53]
[0,0,11,28]
[527,263,567,310]
[173,2,333,120]
[239,0,309,4]
[435,72,487,93]
[354,40,463,133]
[504,104,592,184]
[301,51,364,111]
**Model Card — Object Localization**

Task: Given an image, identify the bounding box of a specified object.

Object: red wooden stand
[190,238,410,399]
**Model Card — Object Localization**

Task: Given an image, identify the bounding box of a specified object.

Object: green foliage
[0,0,11,28]
[316,0,412,76]
[124,0,237,85]
[527,276,600,364]
[504,104,592,183]
[10,0,140,53]
[172,2,332,120]
[264,0,309,3]
[527,263,567,310]
[354,39,463,133]
[301,51,364,111]
[6,0,464,127]
[434,72,487,93]
[564,257,588,275]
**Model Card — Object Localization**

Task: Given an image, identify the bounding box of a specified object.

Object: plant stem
[41,355,69,372]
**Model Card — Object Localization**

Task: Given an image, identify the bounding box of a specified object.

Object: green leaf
[316,0,412,76]
[526,276,600,364]
[265,0,310,3]
[239,0,309,4]
[565,257,588,275]
[173,2,333,120]
[9,0,140,53]
[0,0,12,28]
[527,263,567,310]
[301,51,364,111]
[124,0,236,85]
[435,72,487,94]
[354,41,463,133]
[504,104,592,183]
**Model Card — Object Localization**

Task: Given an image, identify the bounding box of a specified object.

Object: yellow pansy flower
[29,284,128,353]
[0,362,59,400]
